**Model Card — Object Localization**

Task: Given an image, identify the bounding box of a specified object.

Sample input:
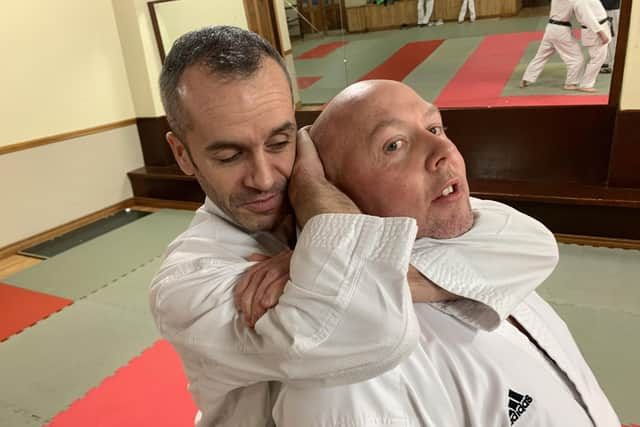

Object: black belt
[549,19,571,27]
[581,17,612,35]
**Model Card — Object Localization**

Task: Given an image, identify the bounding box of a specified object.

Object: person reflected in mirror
[519,0,584,90]
[458,0,476,23]
[574,0,612,92]
[599,0,620,74]
[417,0,442,27]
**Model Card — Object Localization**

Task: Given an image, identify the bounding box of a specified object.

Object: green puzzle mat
[0,299,160,422]
[540,243,640,424]
[4,209,194,300]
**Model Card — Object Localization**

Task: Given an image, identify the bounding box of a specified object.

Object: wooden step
[127,168,640,240]
[470,179,640,240]
[127,166,205,203]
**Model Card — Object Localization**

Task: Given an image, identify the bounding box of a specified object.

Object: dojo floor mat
[539,243,640,424]
[0,283,72,342]
[45,340,196,427]
[19,209,151,259]
[1,204,638,425]
[3,209,194,300]
[293,15,612,106]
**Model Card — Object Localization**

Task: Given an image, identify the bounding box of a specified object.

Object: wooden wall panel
[136,117,174,167]
[346,7,367,32]
[441,105,615,184]
[608,110,640,187]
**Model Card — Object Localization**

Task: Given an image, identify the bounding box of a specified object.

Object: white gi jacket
[274,294,620,426]
[150,197,567,426]
[574,0,611,46]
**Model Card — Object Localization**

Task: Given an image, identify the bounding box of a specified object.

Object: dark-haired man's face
[168,58,296,231]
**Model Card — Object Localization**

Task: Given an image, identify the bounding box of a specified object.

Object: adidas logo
[508,389,533,425]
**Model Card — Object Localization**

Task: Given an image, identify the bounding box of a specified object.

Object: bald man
[270,80,620,426]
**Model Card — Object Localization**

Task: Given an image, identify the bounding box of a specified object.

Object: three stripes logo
[508,389,533,425]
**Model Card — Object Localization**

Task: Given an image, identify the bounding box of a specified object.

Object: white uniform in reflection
[575,0,611,89]
[417,0,434,25]
[521,0,584,88]
[458,0,476,23]
[602,0,620,70]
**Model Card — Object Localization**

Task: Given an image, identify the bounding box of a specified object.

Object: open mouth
[433,181,460,202]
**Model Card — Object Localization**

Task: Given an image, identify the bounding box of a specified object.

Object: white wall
[620,0,639,110]
[0,1,144,248]
[1,1,136,146]
[0,126,144,248]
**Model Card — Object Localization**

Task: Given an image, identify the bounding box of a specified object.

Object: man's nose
[245,152,275,191]
[423,133,454,172]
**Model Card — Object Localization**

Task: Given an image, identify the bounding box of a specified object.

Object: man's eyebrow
[204,121,296,152]
[204,141,244,152]
[270,121,296,136]
[368,118,403,139]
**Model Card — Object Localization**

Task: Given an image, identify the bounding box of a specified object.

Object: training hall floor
[0,206,638,426]
[292,10,612,106]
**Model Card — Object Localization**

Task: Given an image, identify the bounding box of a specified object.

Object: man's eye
[268,140,290,151]
[428,126,447,136]
[384,139,405,153]
[217,152,242,163]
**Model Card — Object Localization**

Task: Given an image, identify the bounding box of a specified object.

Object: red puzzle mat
[297,76,322,90]
[359,40,444,82]
[46,339,197,427]
[296,41,348,59]
[0,282,72,341]
[436,32,608,107]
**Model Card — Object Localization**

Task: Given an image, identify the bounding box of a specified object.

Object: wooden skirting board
[0,197,200,260]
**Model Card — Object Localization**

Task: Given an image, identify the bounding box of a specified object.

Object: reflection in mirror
[149,0,250,62]
[284,0,621,107]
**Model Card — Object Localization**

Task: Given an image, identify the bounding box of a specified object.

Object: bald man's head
[309,79,473,239]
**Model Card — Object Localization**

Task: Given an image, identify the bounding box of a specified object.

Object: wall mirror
[149,0,626,108]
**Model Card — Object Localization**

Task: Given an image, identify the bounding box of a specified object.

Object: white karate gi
[274,292,620,426]
[150,197,560,426]
[575,0,611,88]
[458,0,476,23]
[417,0,434,25]
[521,0,584,86]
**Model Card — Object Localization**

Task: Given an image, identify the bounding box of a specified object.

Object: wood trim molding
[133,196,200,211]
[555,234,640,250]
[147,0,178,63]
[0,118,137,156]
[607,0,633,108]
[607,109,640,187]
[0,199,137,259]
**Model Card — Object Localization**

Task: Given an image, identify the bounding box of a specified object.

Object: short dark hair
[160,25,291,139]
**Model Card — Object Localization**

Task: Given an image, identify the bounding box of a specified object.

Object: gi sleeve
[410,197,559,331]
[149,213,419,388]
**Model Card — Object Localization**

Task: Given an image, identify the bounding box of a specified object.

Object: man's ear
[166,132,195,176]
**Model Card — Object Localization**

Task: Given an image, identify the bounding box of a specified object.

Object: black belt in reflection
[581,17,614,37]
[548,19,571,27]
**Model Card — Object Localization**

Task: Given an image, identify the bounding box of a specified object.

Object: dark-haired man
[150,26,564,426]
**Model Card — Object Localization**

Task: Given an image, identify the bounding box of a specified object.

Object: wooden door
[244,0,283,54]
